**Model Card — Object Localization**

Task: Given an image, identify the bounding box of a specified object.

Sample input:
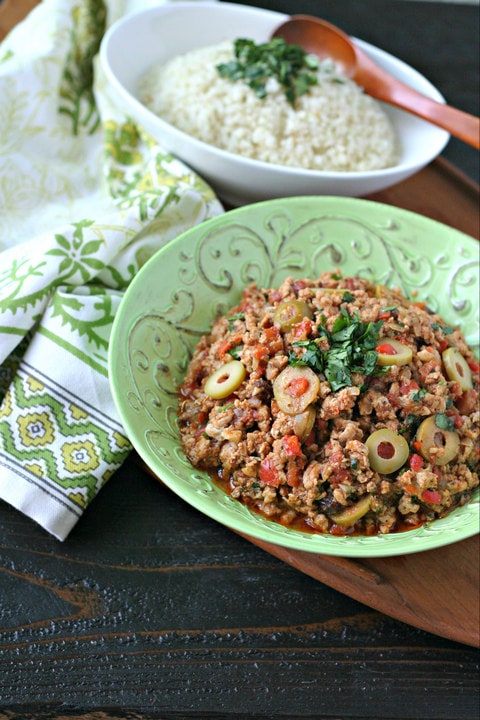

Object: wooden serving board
[0,0,40,40]
[2,0,478,649]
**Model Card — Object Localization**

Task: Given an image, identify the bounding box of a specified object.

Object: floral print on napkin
[0,0,223,539]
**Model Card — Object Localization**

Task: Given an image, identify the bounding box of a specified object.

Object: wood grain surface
[1,458,480,719]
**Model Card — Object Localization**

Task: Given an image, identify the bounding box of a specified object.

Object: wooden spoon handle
[355,47,480,150]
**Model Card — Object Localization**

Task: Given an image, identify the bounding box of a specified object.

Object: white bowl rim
[100,0,450,181]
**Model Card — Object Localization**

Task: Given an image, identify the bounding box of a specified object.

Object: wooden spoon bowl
[272,15,480,149]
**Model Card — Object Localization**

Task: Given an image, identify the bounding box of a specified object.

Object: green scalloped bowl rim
[109,196,479,557]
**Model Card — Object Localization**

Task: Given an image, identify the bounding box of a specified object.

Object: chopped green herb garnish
[217,403,234,413]
[228,312,245,330]
[289,308,385,392]
[431,321,454,335]
[288,344,323,374]
[229,345,243,360]
[412,388,427,402]
[342,290,355,303]
[435,413,455,431]
[216,38,319,107]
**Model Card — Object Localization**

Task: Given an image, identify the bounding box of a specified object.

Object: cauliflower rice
[178,272,479,536]
[139,40,398,172]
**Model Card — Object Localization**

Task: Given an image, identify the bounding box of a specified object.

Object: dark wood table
[0,1,479,718]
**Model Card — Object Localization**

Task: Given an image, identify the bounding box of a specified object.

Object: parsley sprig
[216,38,319,107]
[289,308,385,392]
[434,413,455,432]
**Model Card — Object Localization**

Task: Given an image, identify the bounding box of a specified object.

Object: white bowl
[100,1,450,206]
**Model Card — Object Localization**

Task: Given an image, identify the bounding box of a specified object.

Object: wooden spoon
[271,15,480,150]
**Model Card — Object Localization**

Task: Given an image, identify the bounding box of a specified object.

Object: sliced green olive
[375,339,413,366]
[415,415,460,466]
[293,406,316,441]
[375,284,389,298]
[273,299,313,332]
[442,347,473,391]
[204,360,246,399]
[273,366,320,415]
[366,428,409,474]
[330,496,371,527]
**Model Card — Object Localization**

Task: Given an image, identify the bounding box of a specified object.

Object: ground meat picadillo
[178,272,479,535]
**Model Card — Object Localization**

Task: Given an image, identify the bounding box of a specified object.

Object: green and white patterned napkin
[0,0,223,539]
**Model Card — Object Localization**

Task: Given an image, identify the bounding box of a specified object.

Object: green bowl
[108,197,479,557]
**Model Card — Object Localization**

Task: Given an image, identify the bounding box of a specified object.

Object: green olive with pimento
[293,406,316,441]
[415,415,460,465]
[366,428,410,474]
[273,299,313,332]
[375,338,413,366]
[273,365,320,415]
[330,495,372,527]
[442,347,473,391]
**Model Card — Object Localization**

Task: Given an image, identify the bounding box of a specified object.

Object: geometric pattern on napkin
[0,0,223,539]
[0,361,131,512]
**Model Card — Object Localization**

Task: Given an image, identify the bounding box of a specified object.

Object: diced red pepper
[404,483,420,496]
[268,290,283,303]
[412,440,423,453]
[331,467,351,484]
[378,310,391,320]
[376,342,397,355]
[259,457,281,486]
[252,344,268,361]
[400,380,420,395]
[264,326,279,343]
[329,449,344,465]
[292,318,313,339]
[283,434,303,457]
[409,453,423,472]
[386,392,400,407]
[287,376,310,397]
[421,489,442,504]
[218,335,242,358]
[468,359,480,373]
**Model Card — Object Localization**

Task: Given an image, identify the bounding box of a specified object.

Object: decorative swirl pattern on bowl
[109,197,479,557]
